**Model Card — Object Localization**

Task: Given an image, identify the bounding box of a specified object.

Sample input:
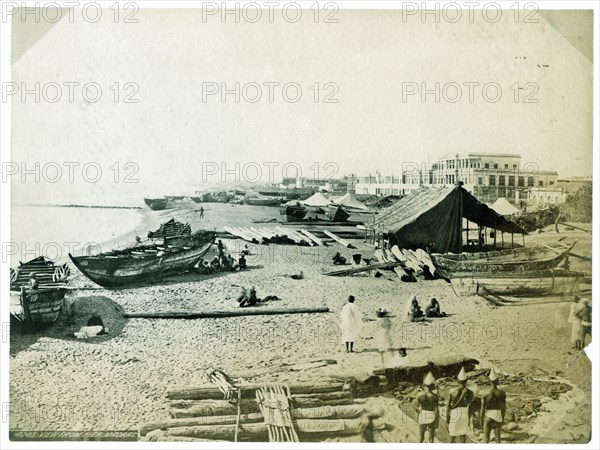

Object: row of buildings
[274,152,590,208]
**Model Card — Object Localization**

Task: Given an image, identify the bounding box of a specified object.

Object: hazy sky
[10,7,593,205]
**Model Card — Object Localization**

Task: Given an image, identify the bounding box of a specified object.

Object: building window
[508,176,515,187]
[499,175,505,186]
[494,164,498,169]
[484,163,489,169]
[518,176,525,187]
[489,175,496,186]
[527,176,534,187]
[549,181,554,185]
[478,177,483,185]
[539,180,544,187]
[513,164,517,169]
[505,164,509,169]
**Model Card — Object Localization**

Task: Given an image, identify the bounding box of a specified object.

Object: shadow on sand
[10,295,128,355]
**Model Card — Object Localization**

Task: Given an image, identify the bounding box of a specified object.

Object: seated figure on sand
[407,296,425,322]
[239,286,258,307]
[333,252,347,265]
[238,254,247,270]
[425,298,447,318]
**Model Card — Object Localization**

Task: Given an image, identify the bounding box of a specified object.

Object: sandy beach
[9,204,592,443]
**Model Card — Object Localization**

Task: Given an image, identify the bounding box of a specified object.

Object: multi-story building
[354,152,560,205]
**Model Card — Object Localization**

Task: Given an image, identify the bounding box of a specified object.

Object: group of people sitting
[198,240,248,274]
[407,296,447,322]
[332,252,347,265]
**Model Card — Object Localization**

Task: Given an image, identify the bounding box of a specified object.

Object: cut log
[141,413,264,436]
[274,226,306,245]
[291,403,367,419]
[291,392,354,408]
[557,222,592,233]
[295,417,385,434]
[323,262,401,276]
[281,227,312,245]
[167,380,345,401]
[167,400,365,422]
[160,417,384,440]
[170,400,260,418]
[298,229,324,246]
[323,230,352,248]
[163,422,268,440]
[124,307,330,320]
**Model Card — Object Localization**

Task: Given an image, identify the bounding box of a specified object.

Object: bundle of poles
[140,379,385,442]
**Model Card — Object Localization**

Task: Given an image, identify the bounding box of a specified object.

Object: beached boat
[144,197,169,211]
[245,197,282,207]
[10,256,70,324]
[190,196,202,203]
[450,269,587,297]
[430,242,575,277]
[279,203,308,221]
[69,231,215,288]
[147,218,191,239]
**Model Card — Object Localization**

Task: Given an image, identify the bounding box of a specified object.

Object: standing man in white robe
[340,295,362,353]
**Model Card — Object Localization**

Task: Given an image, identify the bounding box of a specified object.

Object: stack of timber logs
[140,379,385,442]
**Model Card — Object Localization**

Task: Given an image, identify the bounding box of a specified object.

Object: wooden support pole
[167,381,346,401]
[124,307,330,320]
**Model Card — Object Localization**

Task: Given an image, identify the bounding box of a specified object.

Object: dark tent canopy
[373,184,527,253]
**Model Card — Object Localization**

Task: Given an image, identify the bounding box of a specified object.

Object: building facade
[354,152,560,205]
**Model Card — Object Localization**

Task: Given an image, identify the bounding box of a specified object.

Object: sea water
[10,205,144,265]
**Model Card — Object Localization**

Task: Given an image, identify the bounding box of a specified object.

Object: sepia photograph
[0,1,598,447]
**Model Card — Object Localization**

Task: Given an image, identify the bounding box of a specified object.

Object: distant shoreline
[14,203,144,210]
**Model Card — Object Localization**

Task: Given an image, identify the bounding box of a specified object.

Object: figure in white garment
[340,295,362,353]
[446,367,474,443]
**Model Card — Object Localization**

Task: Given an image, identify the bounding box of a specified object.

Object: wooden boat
[148,218,191,239]
[190,196,202,203]
[450,269,587,297]
[431,242,575,277]
[10,256,70,324]
[144,197,169,211]
[279,203,308,221]
[69,231,215,288]
[245,197,282,207]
